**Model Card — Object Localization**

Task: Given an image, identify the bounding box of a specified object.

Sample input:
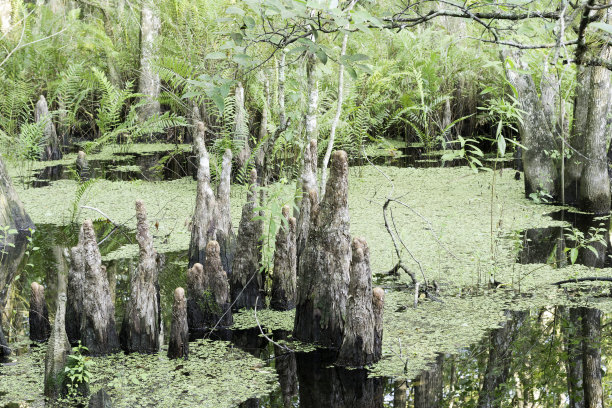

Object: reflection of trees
[414,354,444,408]
[564,307,603,408]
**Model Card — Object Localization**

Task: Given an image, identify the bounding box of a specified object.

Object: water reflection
[518,210,611,268]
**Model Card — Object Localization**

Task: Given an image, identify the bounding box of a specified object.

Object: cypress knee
[76,151,89,181]
[230,169,264,310]
[187,263,207,334]
[337,238,375,367]
[188,121,217,268]
[29,282,50,342]
[295,139,318,260]
[168,287,188,359]
[294,150,351,348]
[74,220,119,355]
[35,95,62,161]
[271,205,297,311]
[372,287,384,362]
[120,200,161,353]
[215,148,236,275]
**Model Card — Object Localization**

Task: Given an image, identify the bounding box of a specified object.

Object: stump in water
[35,95,62,161]
[29,282,50,342]
[188,122,217,268]
[295,139,318,261]
[168,287,188,359]
[44,271,71,399]
[294,150,351,348]
[215,148,236,275]
[120,200,161,354]
[230,168,264,310]
[337,238,376,367]
[72,220,119,355]
[271,205,297,311]
[187,241,232,332]
[76,151,89,180]
[372,287,384,362]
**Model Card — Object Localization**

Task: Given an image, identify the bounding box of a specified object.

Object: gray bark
[66,246,83,345]
[294,150,351,348]
[337,237,376,367]
[295,139,318,261]
[72,220,119,355]
[578,44,612,214]
[215,149,236,275]
[29,281,50,342]
[230,169,264,310]
[137,1,161,121]
[582,308,603,408]
[35,95,62,161]
[44,269,70,399]
[188,122,217,268]
[503,50,559,198]
[566,308,585,408]
[305,53,319,142]
[0,153,34,235]
[120,200,160,354]
[271,205,297,311]
[234,82,251,171]
[168,287,188,359]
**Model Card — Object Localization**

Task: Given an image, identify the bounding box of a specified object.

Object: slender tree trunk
[215,148,235,275]
[235,82,251,171]
[44,268,70,399]
[137,0,161,121]
[502,50,559,198]
[305,52,319,143]
[278,51,287,129]
[321,32,348,198]
[295,139,318,261]
[582,308,603,408]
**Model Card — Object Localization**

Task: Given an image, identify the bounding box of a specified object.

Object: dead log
[168,287,188,359]
[29,282,50,342]
[215,148,236,275]
[271,205,297,311]
[336,237,375,367]
[44,270,71,399]
[35,95,62,161]
[73,220,119,355]
[120,200,161,354]
[372,287,384,362]
[295,139,318,261]
[76,151,89,180]
[230,168,264,310]
[188,122,217,268]
[294,150,351,348]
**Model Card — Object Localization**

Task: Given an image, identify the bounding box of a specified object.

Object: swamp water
[2,150,612,406]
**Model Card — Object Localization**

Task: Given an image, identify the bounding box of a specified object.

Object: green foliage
[64,341,93,398]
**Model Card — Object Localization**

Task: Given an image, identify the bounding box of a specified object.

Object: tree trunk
[230,169,264,310]
[271,205,297,311]
[414,354,444,408]
[188,122,217,268]
[120,200,161,354]
[0,153,34,235]
[44,268,71,399]
[566,308,585,408]
[295,139,318,261]
[29,282,50,342]
[337,237,376,367]
[35,95,62,161]
[305,52,319,143]
[477,310,526,408]
[273,332,298,407]
[372,286,384,362]
[235,82,251,171]
[137,0,161,121]
[66,247,83,345]
[502,50,559,198]
[72,220,119,355]
[294,150,351,348]
[578,44,612,214]
[168,287,188,359]
[215,148,236,275]
[278,51,287,129]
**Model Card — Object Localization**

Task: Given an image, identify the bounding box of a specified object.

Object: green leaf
[590,22,612,35]
[205,52,226,60]
[226,6,245,16]
[497,134,506,157]
[570,247,579,264]
[230,33,244,45]
[315,49,327,64]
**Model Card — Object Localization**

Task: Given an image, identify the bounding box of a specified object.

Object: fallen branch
[553,277,612,286]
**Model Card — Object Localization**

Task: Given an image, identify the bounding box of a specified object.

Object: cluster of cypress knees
[30,122,384,400]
